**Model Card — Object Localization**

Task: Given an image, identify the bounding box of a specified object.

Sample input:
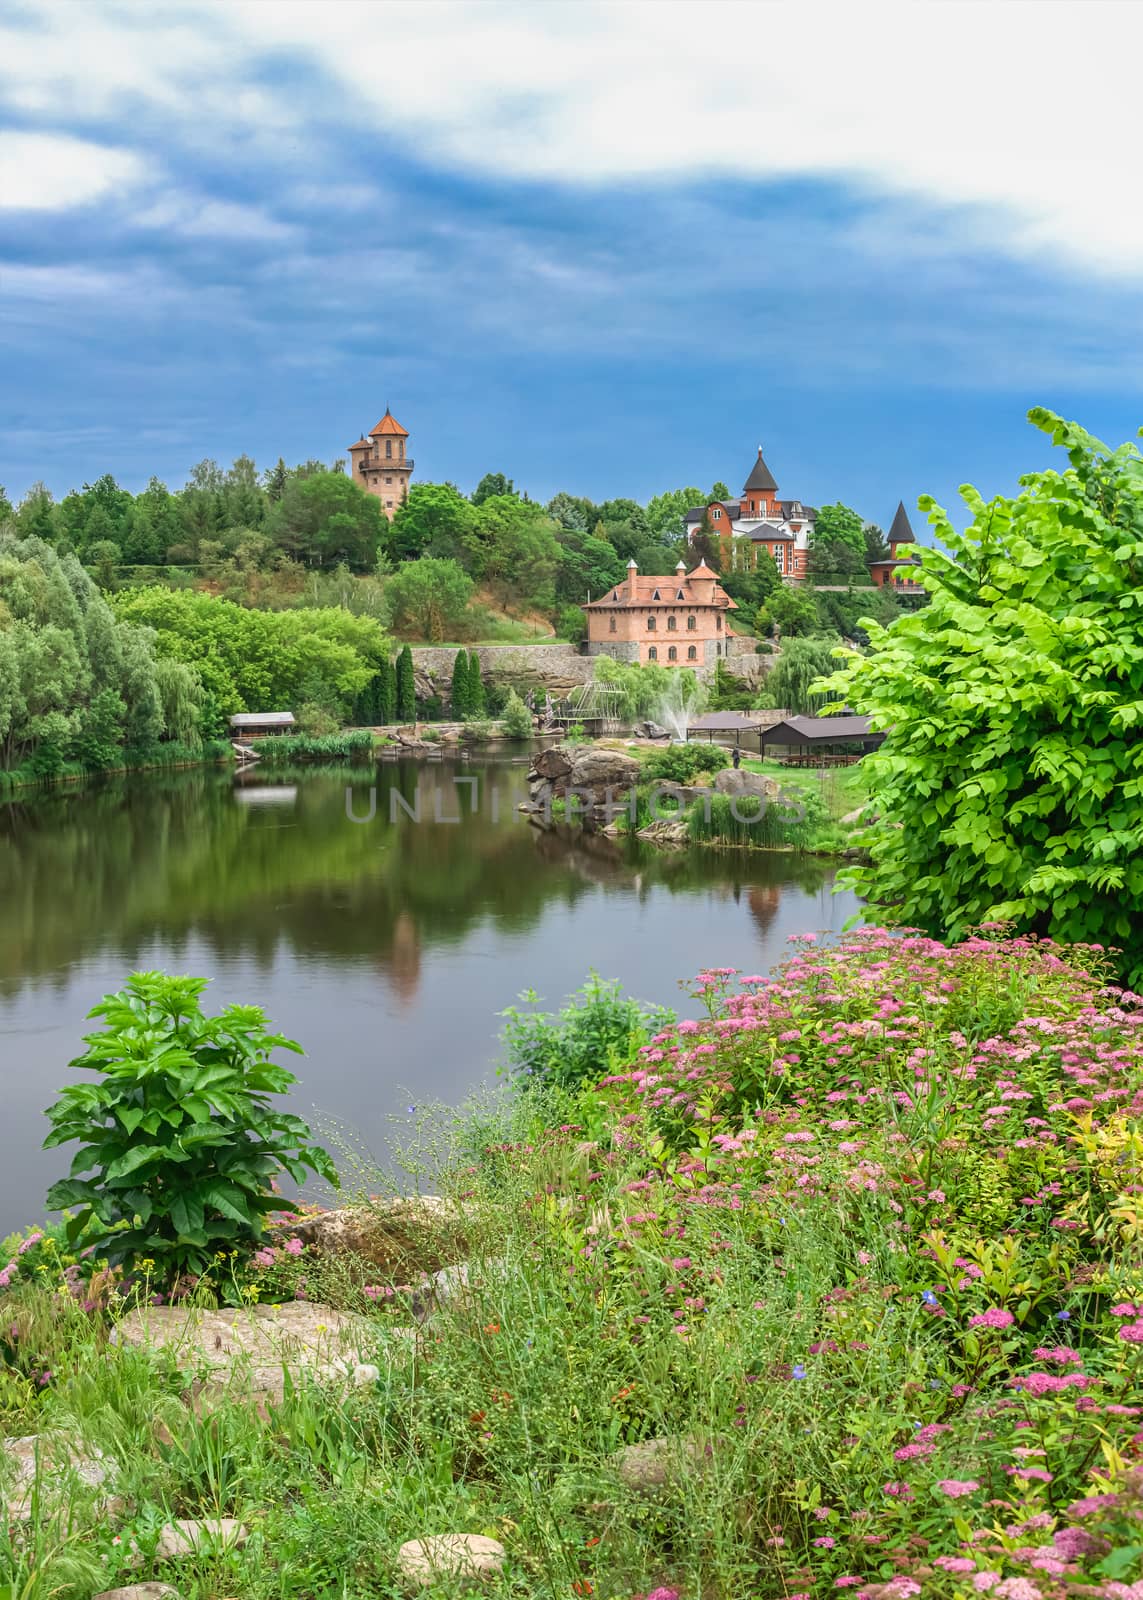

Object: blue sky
[2,0,1142,534]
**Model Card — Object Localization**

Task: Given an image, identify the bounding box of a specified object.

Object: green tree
[269,472,385,570]
[812,502,866,559]
[757,584,819,638]
[864,522,890,565]
[379,654,396,724]
[389,483,475,564]
[554,525,626,605]
[645,487,704,542]
[451,648,471,717]
[709,480,731,501]
[223,455,267,529]
[826,409,1143,983]
[546,491,596,532]
[264,458,289,501]
[765,635,850,714]
[396,644,416,722]
[472,472,516,506]
[384,557,474,641]
[500,688,532,739]
[467,651,485,716]
[464,496,561,612]
[88,539,121,589]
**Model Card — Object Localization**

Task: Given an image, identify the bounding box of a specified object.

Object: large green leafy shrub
[642,742,729,783]
[43,972,338,1282]
[502,972,673,1095]
[827,410,1143,983]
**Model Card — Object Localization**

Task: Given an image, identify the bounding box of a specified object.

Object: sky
[2,0,1142,533]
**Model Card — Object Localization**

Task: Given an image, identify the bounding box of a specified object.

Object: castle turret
[741,445,778,517]
[347,406,414,520]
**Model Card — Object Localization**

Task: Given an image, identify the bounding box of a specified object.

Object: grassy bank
[247,729,375,765]
[0,741,233,798]
[4,936,1143,1598]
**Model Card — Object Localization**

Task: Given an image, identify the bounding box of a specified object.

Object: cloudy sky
[2,0,1141,526]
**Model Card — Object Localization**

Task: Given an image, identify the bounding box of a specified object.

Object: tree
[384,557,474,641]
[864,522,890,565]
[0,486,12,522]
[464,498,560,612]
[389,483,475,565]
[500,688,532,739]
[554,524,626,605]
[826,409,1143,984]
[645,487,704,542]
[379,654,396,724]
[88,539,122,589]
[690,510,721,570]
[757,584,819,638]
[812,503,866,559]
[451,648,470,717]
[472,472,515,506]
[269,472,385,570]
[396,644,416,722]
[709,480,731,501]
[467,651,485,716]
[546,491,596,532]
[766,635,851,715]
[265,458,289,502]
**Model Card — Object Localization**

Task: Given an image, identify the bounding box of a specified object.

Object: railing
[357,457,414,473]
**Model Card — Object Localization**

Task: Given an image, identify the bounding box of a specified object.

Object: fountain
[651,667,706,743]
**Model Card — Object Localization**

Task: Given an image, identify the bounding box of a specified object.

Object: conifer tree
[396,645,416,722]
[467,651,485,716]
[379,656,396,724]
[451,648,470,718]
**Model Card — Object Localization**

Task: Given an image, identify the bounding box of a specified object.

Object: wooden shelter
[760,714,884,766]
[229,712,297,737]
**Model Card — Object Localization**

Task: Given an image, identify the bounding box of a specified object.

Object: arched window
[716,614,722,631]
[609,616,616,633]
[668,645,677,662]
[687,614,696,630]
[687,645,697,660]
[647,616,656,631]
[647,645,658,661]
[667,615,677,632]
[386,439,393,459]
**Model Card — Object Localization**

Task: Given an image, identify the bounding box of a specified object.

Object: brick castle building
[583,558,737,668]
[868,501,922,590]
[684,446,815,580]
[347,408,413,519]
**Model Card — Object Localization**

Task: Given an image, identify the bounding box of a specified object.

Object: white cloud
[0,130,147,209]
[3,0,1143,275]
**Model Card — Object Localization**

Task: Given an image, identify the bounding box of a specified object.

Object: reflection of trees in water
[0,763,840,1006]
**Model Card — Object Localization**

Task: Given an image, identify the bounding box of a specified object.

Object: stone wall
[410,643,596,698]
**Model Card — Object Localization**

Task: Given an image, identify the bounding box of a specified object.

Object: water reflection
[0,759,859,1231]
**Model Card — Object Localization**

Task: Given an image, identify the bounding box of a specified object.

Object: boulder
[713,768,781,800]
[155,1519,248,1561]
[531,746,574,781]
[95,1587,180,1600]
[568,748,641,792]
[111,1302,380,1403]
[278,1196,471,1271]
[3,1434,117,1522]
[397,1534,505,1588]
[608,1433,718,1495]
[639,720,671,740]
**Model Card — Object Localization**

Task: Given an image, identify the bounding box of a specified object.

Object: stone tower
[347,408,413,519]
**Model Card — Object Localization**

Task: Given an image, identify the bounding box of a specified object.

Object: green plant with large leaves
[43,972,338,1282]
[823,408,1143,984]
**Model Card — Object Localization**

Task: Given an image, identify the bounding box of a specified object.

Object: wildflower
[283,1237,304,1257]
[1055,1310,1071,1321]
[969,1307,1015,1329]
[835,1578,862,1588]
[352,1363,380,1387]
[935,1558,977,1573]
[813,1536,836,1548]
[937,1478,981,1497]
[972,1576,1001,1593]
[252,1248,275,1268]
[922,1289,938,1306]
[791,1364,807,1379]
[483,1322,500,1334]
[1118,1321,1143,1344]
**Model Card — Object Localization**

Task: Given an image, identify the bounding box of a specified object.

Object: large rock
[608,1433,718,1494]
[397,1534,505,1588]
[279,1197,471,1272]
[568,748,641,792]
[3,1434,118,1521]
[111,1302,392,1403]
[531,746,574,781]
[156,1519,248,1560]
[95,1587,179,1600]
[713,768,781,800]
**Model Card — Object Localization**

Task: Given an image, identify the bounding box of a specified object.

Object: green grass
[739,756,870,821]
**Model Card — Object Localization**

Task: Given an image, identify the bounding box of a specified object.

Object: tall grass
[247,731,374,765]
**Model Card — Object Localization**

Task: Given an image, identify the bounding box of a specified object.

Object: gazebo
[229,712,297,738]
[685,711,768,751]
[760,715,884,766]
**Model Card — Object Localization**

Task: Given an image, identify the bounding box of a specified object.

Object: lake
[0,756,861,1234]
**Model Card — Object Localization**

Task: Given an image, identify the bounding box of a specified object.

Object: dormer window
[613,590,619,601]
[676,589,685,600]
[652,588,661,601]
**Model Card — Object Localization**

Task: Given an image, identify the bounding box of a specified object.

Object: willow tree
[824,410,1143,982]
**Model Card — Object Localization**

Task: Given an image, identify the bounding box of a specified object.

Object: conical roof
[888,501,916,544]
[742,447,777,493]
[370,407,409,437]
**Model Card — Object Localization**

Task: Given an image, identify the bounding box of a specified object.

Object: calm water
[0,757,860,1233]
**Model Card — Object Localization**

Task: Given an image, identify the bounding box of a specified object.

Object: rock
[713,768,780,800]
[530,746,574,781]
[640,720,671,739]
[636,820,690,847]
[526,778,554,806]
[156,1519,249,1560]
[276,1197,472,1275]
[396,1533,505,1587]
[95,1587,180,1600]
[112,1303,376,1403]
[568,748,641,792]
[608,1433,718,1494]
[840,806,877,825]
[3,1434,117,1521]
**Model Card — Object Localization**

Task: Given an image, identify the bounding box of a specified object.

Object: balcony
[358,458,414,474]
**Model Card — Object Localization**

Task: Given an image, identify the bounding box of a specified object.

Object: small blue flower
[406,1105,416,1115]
[929,1379,943,1389]
[791,1363,807,1379]
[922,1289,938,1306]
[1056,1309,1071,1321]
